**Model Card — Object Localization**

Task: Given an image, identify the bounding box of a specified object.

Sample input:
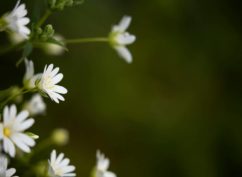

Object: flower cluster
[0,0,133,176]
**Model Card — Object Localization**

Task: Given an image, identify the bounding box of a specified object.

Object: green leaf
[16,42,33,66]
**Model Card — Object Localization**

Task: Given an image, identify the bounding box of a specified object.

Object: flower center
[4,127,11,137]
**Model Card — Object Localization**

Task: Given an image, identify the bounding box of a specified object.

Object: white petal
[50,67,60,77]
[115,33,136,45]
[16,110,29,123]
[6,168,16,177]
[9,105,17,121]
[116,16,132,32]
[53,85,68,94]
[14,118,34,131]
[52,73,63,85]
[114,46,132,63]
[0,124,3,140]
[103,171,117,177]
[3,106,9,124]
[51,150,57,163]
[11,135,31,153]
[16,133,35,146]
[62,165,75,173]
[3,137,16,157]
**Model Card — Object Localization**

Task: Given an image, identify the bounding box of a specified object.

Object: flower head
[24,94,46,116]
[0,105,36,157]
[23,59,42,89]
[109,16,136,63]
[95,150,116,177]
[2,0,30,38]
[48,150,76,177]
[0,156,18,177]
[37,64,67,103]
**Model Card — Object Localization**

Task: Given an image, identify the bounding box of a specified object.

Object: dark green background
[1,0,242,177]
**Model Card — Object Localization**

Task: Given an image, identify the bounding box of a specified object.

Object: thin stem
[0,88,31,109]
[0,41,26,56]
[65,37,109,44]
[36,9,52,28]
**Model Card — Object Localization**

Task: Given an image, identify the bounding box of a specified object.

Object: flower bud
[26,132,39,140]
[51,128,69,146]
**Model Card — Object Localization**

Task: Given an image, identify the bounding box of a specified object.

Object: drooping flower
[0,105,36,157]
[95,150,116,177]
[23,59,42,89]
[2,0,30,38]
[42,34,65,56]
[109,16,136,63]
[37,64,67,103]
[48,150,76,177]
[24,94,46,116]
[0,156,18,177]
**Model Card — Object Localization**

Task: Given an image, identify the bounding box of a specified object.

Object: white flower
[8,32,25,44]
[24,94,46,116]
[0,156,18,177]
[2,0,30,38]
[95,150,116,177]
[109,16,136,63]
[43,34,65,56]
[37,64,67,103]
[0,105,36,157]
[48,150,76,177]
[23,59,42,89]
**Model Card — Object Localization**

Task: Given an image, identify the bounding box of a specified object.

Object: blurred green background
[1,0,242,177]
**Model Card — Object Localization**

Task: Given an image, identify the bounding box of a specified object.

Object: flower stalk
[65,37,109,44]
[36,9,52,28]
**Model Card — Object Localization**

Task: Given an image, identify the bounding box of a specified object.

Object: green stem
[36,9,52,28]
[0,88,31,109]
[0,41,26,56]
[65,37,109,44]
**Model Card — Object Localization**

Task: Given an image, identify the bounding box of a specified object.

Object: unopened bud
[51,128,69,146]
[26,132,39,139]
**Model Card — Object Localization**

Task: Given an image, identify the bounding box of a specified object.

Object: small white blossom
[43,34,65,56]
[23,59,42,89]
[95,150,116,177]
[37,64,67,103]
[109,16,136,63]
[2,0,30,38]
[8,32,25,44]
[48,150,76,177]
[0,105,36,157]
[0,156,18,177]
[24,94,46,116]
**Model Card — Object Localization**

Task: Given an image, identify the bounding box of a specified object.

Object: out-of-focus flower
[48,150,76,177]
[109,16,136,63]
[95,150,116,177]
[2,0,30,38]
[43,34,65,56]
[8,32,25,44]
[0,156,18,177]
[0,105,36,157]
[24,94,46,116]
[23,59,42,89]
[51,128,69,146]
[37,64,67,103]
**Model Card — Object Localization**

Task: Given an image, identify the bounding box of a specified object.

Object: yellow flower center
[4,127,11,137]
